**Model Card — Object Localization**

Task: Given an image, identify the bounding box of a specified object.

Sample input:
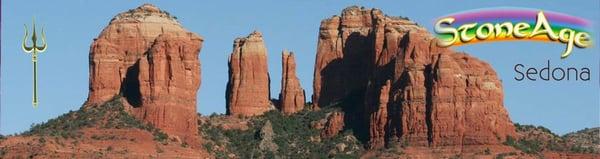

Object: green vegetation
[507,123,599,155]
[503,136,543,154]
[10,96,598,157]
[106,146,113,152]
[153,131,169,143]
[22,96,169,142]
[563,127,599,154]
[514,123,558,137]
[118,5,179,22]
[569,145,597,153]
[494,152,517,159]
[38,137,46,143]
[200,106,363,159]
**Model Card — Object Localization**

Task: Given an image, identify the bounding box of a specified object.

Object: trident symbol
[22,18,47,108]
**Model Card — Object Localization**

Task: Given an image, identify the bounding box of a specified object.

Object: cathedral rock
[86,4,203,141]
[312,6,516,149]
[226,31,272,117]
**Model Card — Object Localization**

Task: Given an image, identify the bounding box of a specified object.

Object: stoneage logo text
[434,8,592,81]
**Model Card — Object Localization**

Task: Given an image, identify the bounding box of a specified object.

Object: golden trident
[21,18,47,108]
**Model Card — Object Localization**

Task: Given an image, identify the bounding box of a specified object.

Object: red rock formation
[129,33,202,141]
[426,52,515,147]
[279,50,305,114]
[312,6,516,149]
[87,4,202,140]
[226,31,272,117]
[321,111,345,138]
[368,80,391,148]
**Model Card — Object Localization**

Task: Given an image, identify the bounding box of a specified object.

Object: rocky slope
[199,110,599,159]
[199,108,365,158]
[226,31,273,117]
[511,124,599,155]
[87,4,203,142]
[312,6,516,150]
[0,97,210,158]
[563,127,599,152]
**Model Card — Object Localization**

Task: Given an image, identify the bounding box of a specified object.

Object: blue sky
[1,0,598,135]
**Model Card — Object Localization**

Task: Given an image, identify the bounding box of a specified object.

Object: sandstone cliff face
[312,6,516,149]
[226,31,272,117]
[279,50,306,114]
[321,111,345,138]
[130,33,202,140]
[87,4,202,140]
[368,80,391,148]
